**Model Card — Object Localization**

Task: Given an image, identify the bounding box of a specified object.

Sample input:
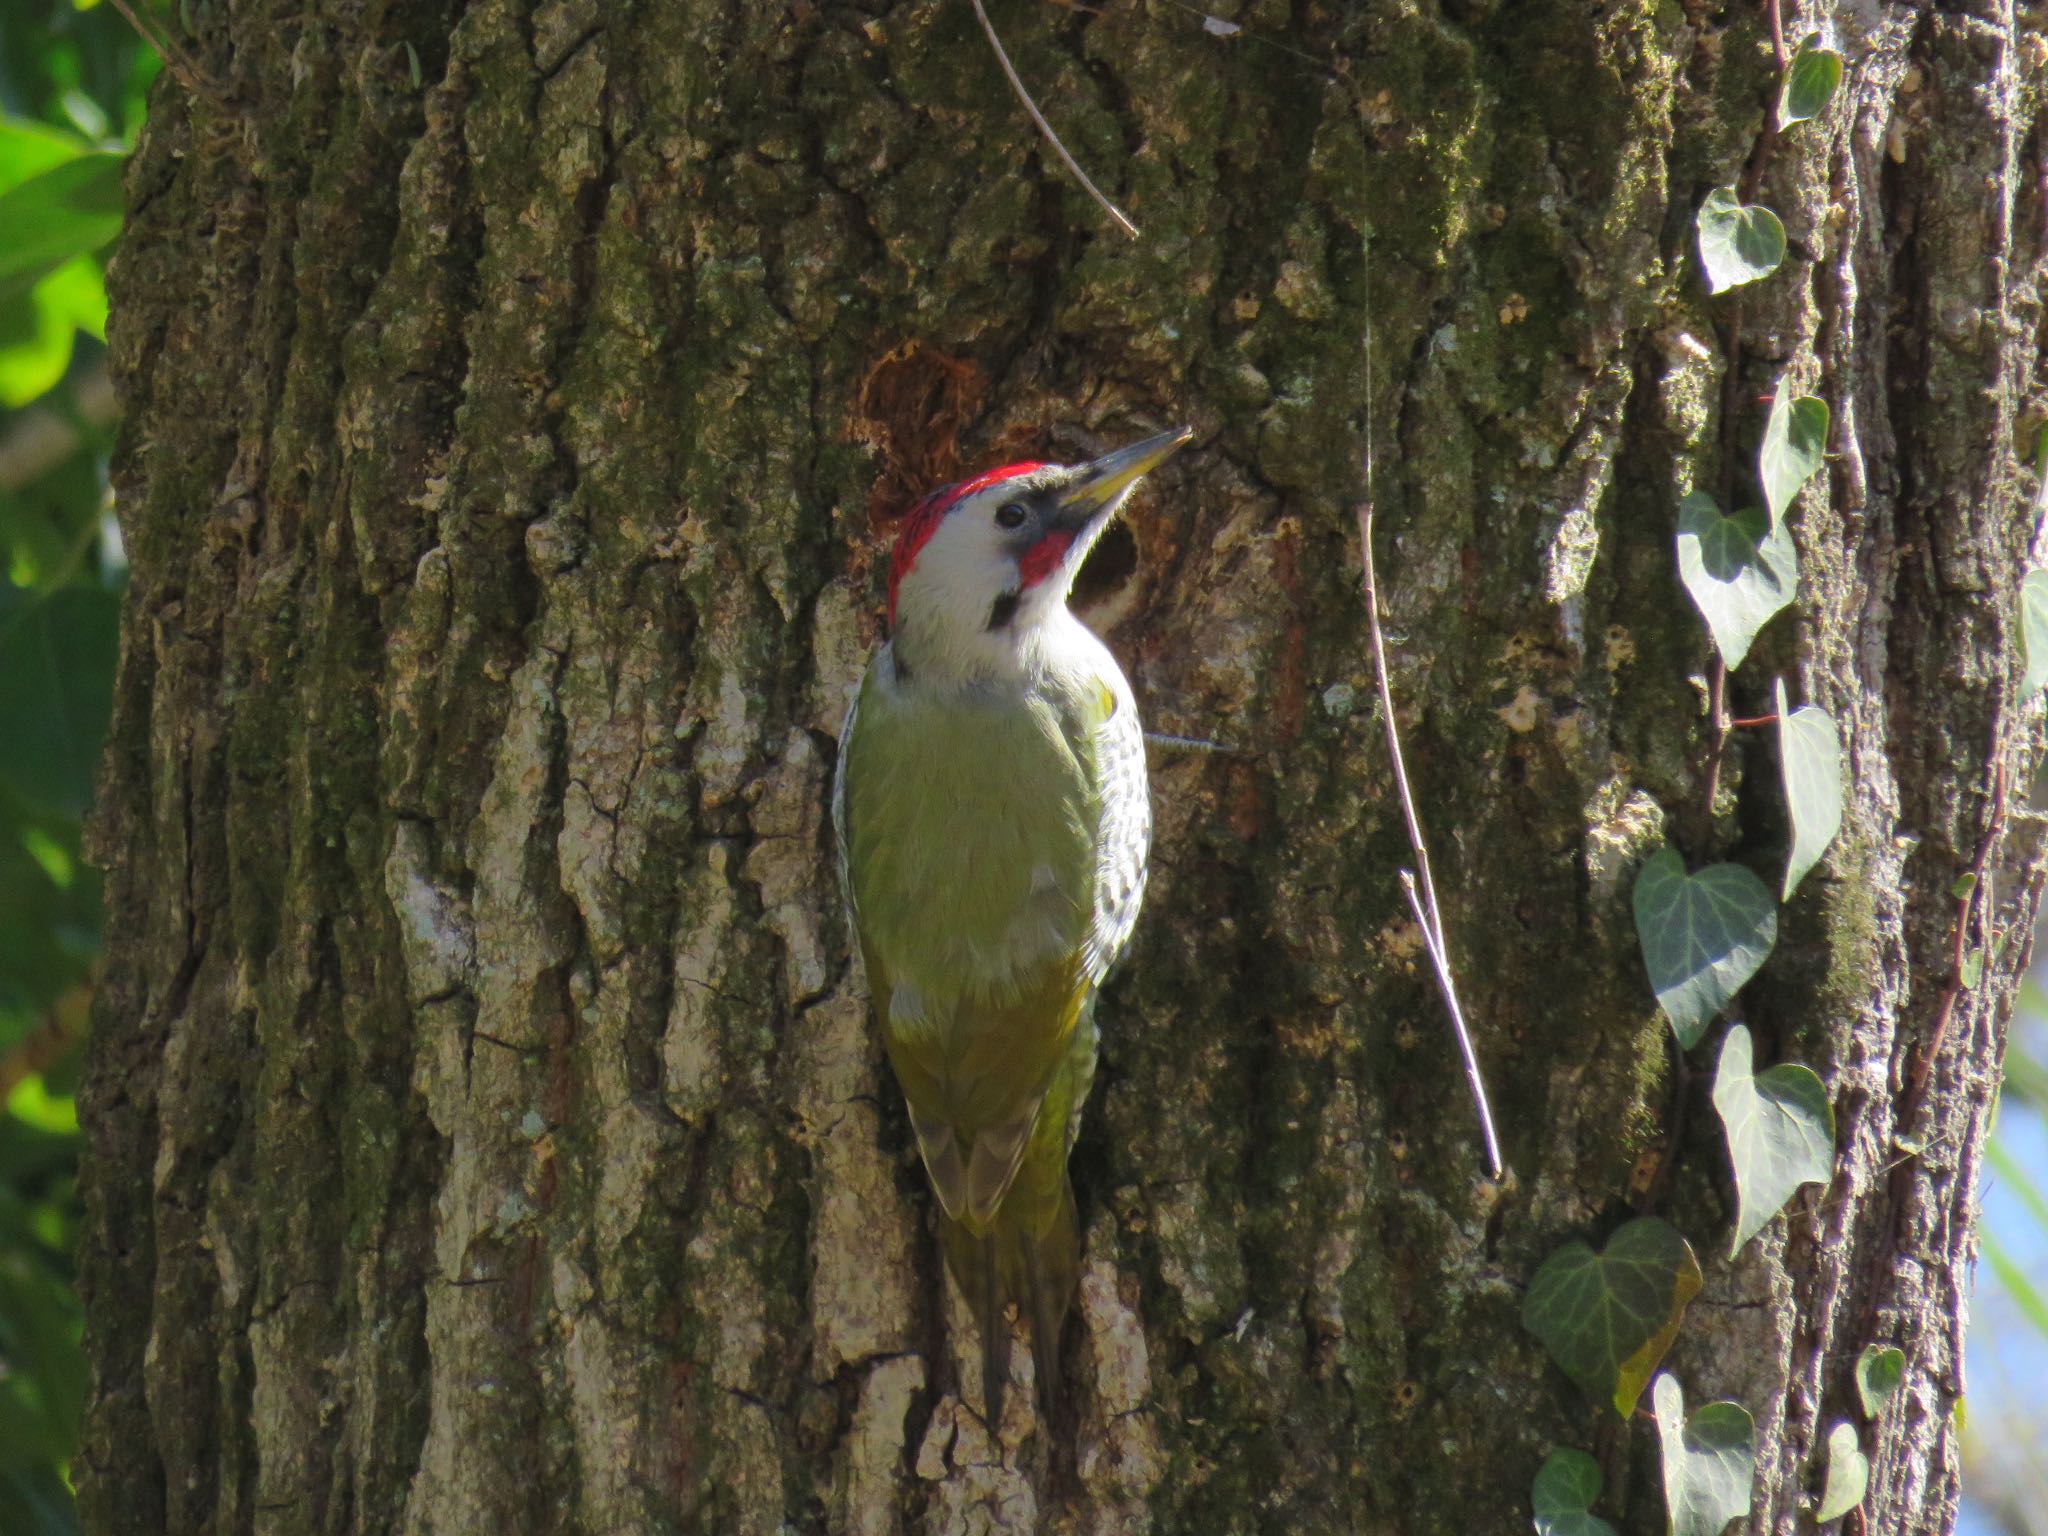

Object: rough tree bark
[76,1,2044,1532]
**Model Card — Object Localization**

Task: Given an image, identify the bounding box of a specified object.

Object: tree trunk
[77,1,2043,1532]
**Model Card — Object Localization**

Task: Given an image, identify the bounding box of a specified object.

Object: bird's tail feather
[942,1175,1078,1426]
[977,1231,1007,1427]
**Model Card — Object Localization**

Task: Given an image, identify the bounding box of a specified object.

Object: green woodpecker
[833,426,1193,1421]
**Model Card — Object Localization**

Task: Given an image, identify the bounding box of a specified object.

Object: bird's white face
[895,466,1092,647]
[887,428,1192,686]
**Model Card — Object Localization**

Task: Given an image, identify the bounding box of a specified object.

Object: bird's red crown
[887,462,1048,626]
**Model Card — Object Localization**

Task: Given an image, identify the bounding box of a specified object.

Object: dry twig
[105,0,230,110]
[1357,504,1506,1181]
[969,0,1140,239]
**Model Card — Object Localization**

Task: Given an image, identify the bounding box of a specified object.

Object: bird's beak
[1052,426,1195,537]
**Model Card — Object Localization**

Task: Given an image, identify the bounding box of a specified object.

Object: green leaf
[1633,849,1779,1047]
[1960,947,1983,989]
[1696,188,1786,294]
[0,820,100,1016]
[40,253,108,343]
[0,152,124,298]
[0,257,105,408]
[0,1465,77,1536]
[1521,1216,1703,1418]
[1760,380,1829,528]
[0,1216,86,1466]
[1854,1346,1904,1418]
[1532,1449,1619,1536]
[59,87,111,144]
[1780,36,1845,125]
[0,583,121,820]
[6,1068,79,1135]
[1950,872,1978,900]
[1653,1375,1755,1536]
[1676,493,1798,671]
[0,440,108,592]
[2021,569,2048,694]
[0,286,74,410]
[1816,1421,1867,1522]
[0,120,91,198]
[1776,680,1842,898]
[1713,1024,1834,1254]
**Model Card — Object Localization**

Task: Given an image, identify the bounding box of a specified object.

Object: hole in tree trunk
[1070,520,1138,612]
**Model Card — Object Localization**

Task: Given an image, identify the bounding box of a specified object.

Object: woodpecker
[833,426,1192,1423]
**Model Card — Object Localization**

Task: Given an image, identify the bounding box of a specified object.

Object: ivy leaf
[1781,36,1845,125]
[1777,680,1843,898]
[1697,188,1786,293]
[1713,1024,1835,1254]
[2021,569,2048,694]
[1522,1217,1703,1418]
[1533,1449,1619,1536]
[1816,1421,1868,1522]
[1676,493,1799,671]
[1633,849,1779,1047]
[1654,1374,1756,1536]
[1760,379,1829,528]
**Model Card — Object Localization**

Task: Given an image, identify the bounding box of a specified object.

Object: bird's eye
[995,502,1028,530]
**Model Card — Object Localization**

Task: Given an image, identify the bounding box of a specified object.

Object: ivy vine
[1515,27,1877,1536]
